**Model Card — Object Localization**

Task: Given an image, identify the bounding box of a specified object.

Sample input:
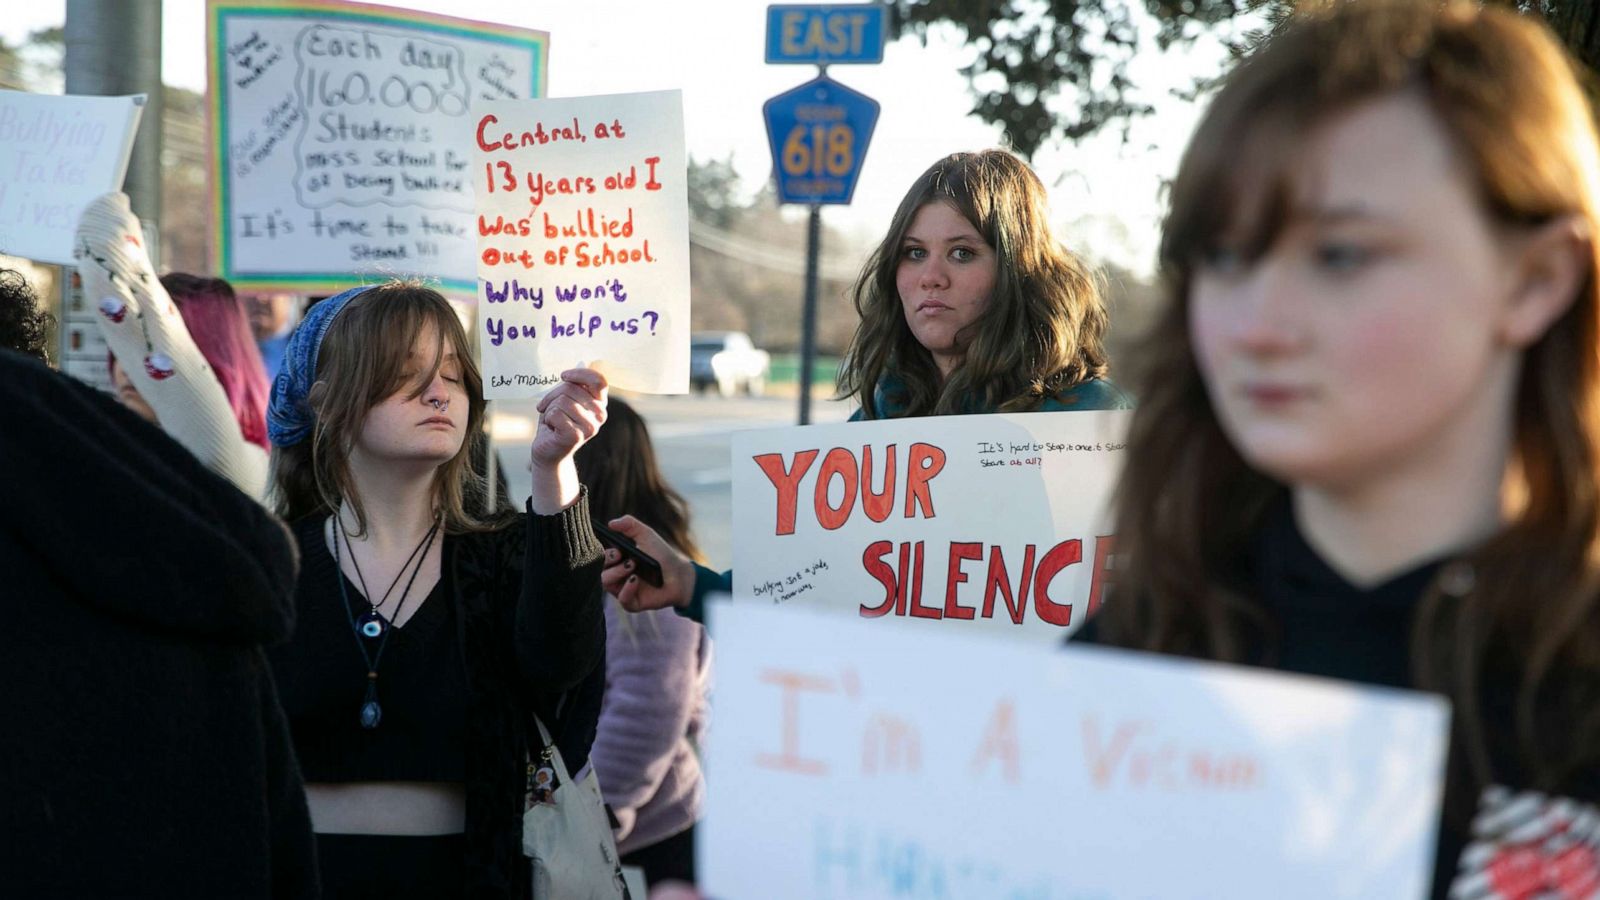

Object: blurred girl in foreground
[1081,1,1600,894]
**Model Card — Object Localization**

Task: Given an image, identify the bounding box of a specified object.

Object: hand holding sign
[528,366,607,514]
[532,367,608,462]
[474,90,689,397]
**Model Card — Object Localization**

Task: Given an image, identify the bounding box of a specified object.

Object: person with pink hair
[155,272,273,448]
[78,192,272,499]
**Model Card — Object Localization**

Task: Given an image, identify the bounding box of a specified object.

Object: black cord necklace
[342,519,438,640]
[333,516,440,730]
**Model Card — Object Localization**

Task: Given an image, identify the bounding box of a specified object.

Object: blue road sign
[763,74,880,205]
[765,4,887,65]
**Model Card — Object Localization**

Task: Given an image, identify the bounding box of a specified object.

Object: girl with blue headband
[262,281,610,897]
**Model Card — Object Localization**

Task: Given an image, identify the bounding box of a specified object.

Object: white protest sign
[731,410,1129,642]
[472,90,689,397]
[0,90,143,265]
[207,0,548,294]
[702,602,1452,900]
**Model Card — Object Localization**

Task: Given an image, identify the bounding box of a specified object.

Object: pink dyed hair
[158,274,271,448]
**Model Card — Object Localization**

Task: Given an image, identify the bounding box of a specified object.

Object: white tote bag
[523,715,631,899]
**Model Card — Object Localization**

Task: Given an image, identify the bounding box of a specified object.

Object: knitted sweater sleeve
[515,492,607,696]
[74,192,269,501]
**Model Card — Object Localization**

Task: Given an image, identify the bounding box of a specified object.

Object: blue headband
[266,285,373,447]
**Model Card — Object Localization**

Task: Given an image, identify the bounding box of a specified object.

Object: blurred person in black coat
[0,343,317,898]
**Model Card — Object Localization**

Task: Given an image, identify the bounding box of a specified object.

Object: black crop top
[270,516,469,784]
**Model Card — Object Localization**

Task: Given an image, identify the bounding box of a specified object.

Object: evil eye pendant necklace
[332,514,441,730]
[342,516,438,641]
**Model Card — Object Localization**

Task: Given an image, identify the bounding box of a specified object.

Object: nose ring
[429,398,449,412]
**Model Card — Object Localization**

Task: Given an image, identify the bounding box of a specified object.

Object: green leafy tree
[0,40,23,90]
[687,154,744,230]
[893,0,1600,159]
[685,156,864,352]
[0,27,65,92]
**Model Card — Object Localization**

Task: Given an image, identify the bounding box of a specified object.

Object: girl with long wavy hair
[839,148,1122,418]
[602,150,1128,614]
[1082,1,1600,894]
[263,281,611,898]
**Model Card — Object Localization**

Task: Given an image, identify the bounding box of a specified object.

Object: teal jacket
[683,375,1130,622]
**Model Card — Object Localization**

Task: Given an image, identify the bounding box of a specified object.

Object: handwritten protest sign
[207,0,547,294]
[703,602,1452,899]
[731,410,1129,642]
[472,90,689,397]
[0,90,143,265]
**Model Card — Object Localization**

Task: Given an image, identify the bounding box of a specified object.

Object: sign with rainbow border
[206,0,547,296]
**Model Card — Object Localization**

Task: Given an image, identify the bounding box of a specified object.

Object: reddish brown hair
[1099,0,1600,793]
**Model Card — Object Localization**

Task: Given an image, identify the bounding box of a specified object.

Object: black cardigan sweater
[0,349,316,898]
[271,495,607,899]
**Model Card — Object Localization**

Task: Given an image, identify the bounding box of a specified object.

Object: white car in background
[690,331,770,396]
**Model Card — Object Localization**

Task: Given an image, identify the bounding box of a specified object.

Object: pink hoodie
[590,601,711,854]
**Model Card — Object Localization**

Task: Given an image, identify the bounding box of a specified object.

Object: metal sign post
[763,3,885,424]
[798,206,822,424]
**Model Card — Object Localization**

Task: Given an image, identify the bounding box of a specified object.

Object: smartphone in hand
[590,518,665,587]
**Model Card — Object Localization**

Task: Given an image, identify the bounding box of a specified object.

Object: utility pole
[65,0,163,228]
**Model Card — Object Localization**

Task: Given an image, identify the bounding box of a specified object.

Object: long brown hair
[574,397,702,562]
[270,282,502,535]
[837,149,1109,418]
[1099,0,1600,792]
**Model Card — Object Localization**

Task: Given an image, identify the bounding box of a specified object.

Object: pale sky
[1,0,1235,275]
